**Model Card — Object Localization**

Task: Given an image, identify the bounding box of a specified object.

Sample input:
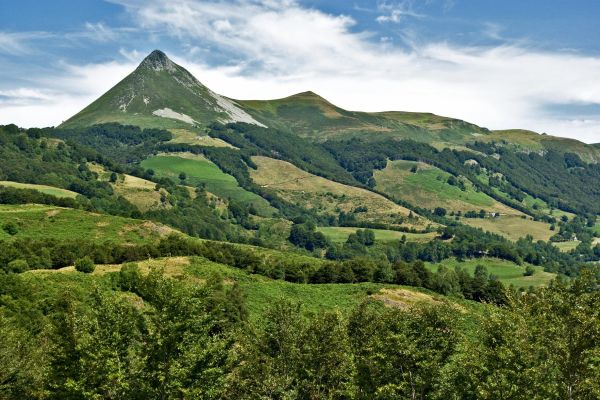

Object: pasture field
[168,128,237,148]
[553,241,580,252]
[112,174,171,212]
[462,214,553,242]
[30,255,467,321]
[374,160,517,214]
[0,181,79,199]
[141,153,276,216]
[0,204,174,244]
[426,257,556,288]
[316,226,437,243]
[250,156,431,229]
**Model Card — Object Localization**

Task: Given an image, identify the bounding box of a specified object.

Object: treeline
[44,123,172,163]
[0,234,505,302]
[1,264,599,398]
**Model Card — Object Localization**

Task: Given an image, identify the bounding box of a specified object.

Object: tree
[109,172,118,183]
[434,207,447,217]
[524,265,535,276]
[74,256,95,273]
[2,221,18,236]
[179,171,187,182]
[6,259,28,273]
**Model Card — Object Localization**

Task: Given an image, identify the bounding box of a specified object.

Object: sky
[1,1,600,143]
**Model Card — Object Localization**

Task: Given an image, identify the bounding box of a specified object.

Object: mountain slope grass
[374,160,517,214]
[0,181,79,199]
[316,226,437,243]
[249,156,432,229]
[29,255,471,320]
[0,204,175,244]
[140,153,276,216]
[461,214,553,242]
[426,257,556,288]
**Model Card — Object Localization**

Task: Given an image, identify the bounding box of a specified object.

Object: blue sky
[1,0,599,143]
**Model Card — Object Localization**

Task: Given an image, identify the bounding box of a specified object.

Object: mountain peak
[139,49,176,72]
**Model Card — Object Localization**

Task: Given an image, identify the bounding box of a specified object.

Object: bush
[524,265,535,277]
[2,221,18,236]
[7,259,29,273]
[75,256,95,273]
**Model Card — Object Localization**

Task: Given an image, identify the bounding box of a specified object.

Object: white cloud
[376,1,425,23]
[0,61,135,127]
[0,31,52,55]
[2,0,600,143]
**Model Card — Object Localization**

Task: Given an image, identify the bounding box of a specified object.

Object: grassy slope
[461,215,553,242]
[249,156,432,229]
[88,163,171,212]
[374,160,517,214]
[317,226,437,243]
[0,204,174,244]
[487,130,600,163]
[374,160,553,241]
[426,257,556,288]
[30,256,472,321]
[141,153,276,216]
[0,181,79,199]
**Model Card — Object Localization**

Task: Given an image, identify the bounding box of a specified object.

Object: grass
[141,153,276,216]
[0,181,79,199]
[426,257,556,288]
[374,160,518,214]
[553,241,580,253]
[30,255,469,321]
[316,226,437,243]
[0,204,174,244]
[461,215,553,242]
[250,156,431,229]
[168,129,237,148]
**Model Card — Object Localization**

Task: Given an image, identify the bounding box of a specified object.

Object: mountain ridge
[62,50,600,161]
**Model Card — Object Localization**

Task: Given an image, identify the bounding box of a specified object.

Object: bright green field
[141,154,276,216]
[426,257,556,288]
[375,160,500,212]
[0,204,171,244]
[317,226,437,243]
[0,181,79,199]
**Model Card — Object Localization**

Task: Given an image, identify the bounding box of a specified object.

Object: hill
[61,50,266,130]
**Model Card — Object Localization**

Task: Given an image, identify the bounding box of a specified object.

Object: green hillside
[140,153,276,216]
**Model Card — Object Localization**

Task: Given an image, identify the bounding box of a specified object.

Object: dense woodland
[1,264,599,399]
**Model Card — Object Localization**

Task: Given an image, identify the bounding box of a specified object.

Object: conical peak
[139,49,176,72]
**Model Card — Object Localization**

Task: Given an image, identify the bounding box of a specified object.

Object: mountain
[61,50,266,130]
[63,50,600,162]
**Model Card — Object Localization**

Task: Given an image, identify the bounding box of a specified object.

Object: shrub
[524,265,535,277]
[7,259,29,273]
[2,222,18,236]
[75,256,95,273]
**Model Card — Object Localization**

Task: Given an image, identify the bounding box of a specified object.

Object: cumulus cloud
[2,0,600,143]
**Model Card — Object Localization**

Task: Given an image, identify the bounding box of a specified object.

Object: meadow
[0,181,79,199]
[316,226,437,243]
[141,153,276,216]
[374,160,515,214]
[250,156,431,229]
[462,214,553,242]
[426,257,556,288]
[0,204,173,244]
[30,255,468,321]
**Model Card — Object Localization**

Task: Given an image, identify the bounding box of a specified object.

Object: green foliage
[74,256,95,273]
